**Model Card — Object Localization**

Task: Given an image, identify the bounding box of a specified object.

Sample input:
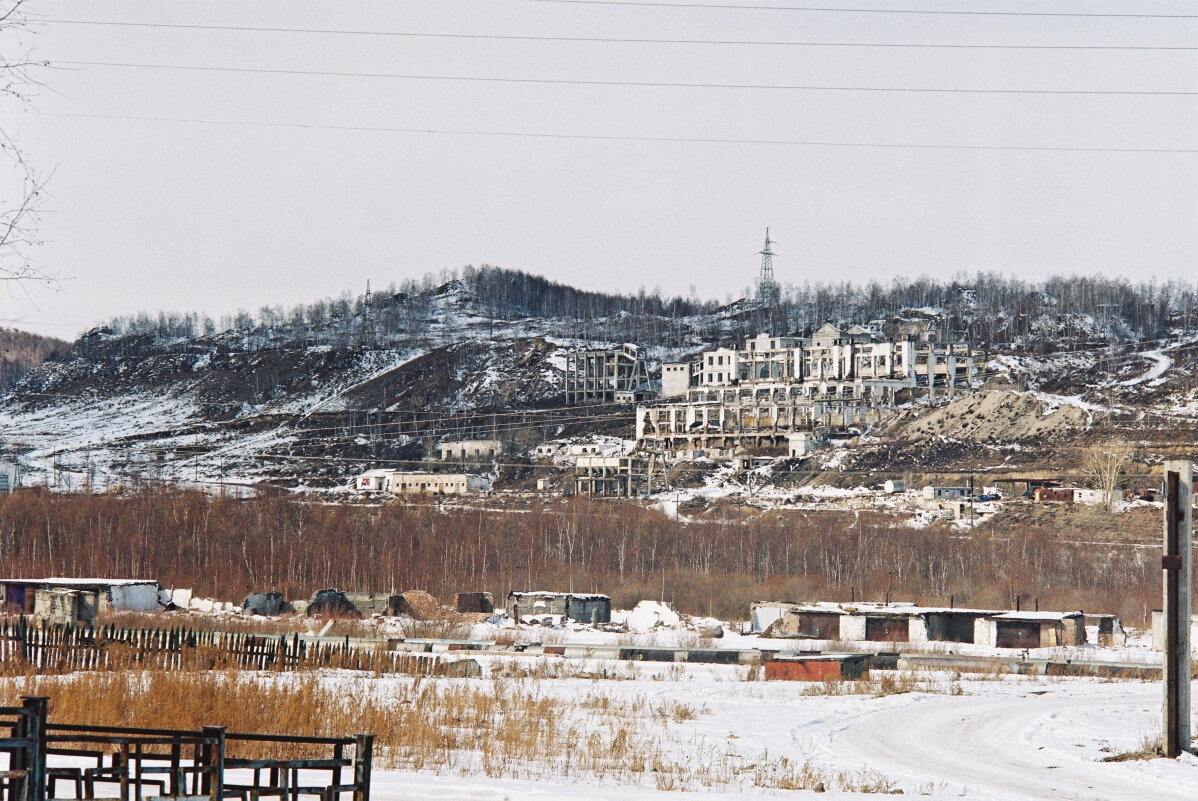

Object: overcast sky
[0,0,1195,339]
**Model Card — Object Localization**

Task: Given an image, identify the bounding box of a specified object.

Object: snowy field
[353,656,1193,800]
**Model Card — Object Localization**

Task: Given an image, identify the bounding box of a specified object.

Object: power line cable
[43,19,1198,50]
[55,60,1198,96]
[5,110,1194,154]
[514,0,1198,19]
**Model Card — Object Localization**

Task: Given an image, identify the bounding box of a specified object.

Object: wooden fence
[0,619,459,676]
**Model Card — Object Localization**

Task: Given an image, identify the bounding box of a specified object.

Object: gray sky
[1,0,1196,339]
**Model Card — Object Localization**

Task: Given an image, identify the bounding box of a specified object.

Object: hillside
[0,327,69,389]
[2,268,1197,491]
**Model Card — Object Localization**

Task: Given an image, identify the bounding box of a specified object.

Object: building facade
[573,454,653,497]
[438,439,503,462]
[637,326,979,455]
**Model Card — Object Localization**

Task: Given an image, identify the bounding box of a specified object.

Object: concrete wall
[974,619,998,648]
[839,615,867,641]
[108,583,163,613]
[34,589,80,625]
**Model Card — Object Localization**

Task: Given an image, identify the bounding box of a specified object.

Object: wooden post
[1163,460,1193,757]
[20,696,48,801]
[201,726,225,801]
[353,734,374,801]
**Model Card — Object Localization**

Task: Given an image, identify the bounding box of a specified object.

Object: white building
[638,327,979,455]
[355,469,396,492]
[923,486,971,501]
[787,432,817,458]
[389,472,491,495]
[438,439,503,462]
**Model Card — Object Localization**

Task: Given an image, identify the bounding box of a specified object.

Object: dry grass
[801,671,963,697]
[98,612,378,637]
[0,669,885,792]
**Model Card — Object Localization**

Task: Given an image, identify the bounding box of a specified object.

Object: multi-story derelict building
[637,324,979,456]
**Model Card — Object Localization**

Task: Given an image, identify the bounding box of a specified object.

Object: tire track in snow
[795,684,1193,800]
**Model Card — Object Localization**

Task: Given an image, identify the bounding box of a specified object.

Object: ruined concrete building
[438,439,503,462]
[643,326,979,455]
[573,454,654,497]
[565,343,650,405]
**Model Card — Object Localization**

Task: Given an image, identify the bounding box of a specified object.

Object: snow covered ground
[357,659,1194,800]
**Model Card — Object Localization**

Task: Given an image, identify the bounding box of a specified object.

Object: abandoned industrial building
[506,591,612,624]
[564,343,651,405]
[573,454,654,497]
[640,327,979,455]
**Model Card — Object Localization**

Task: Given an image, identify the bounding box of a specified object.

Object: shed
[455,592,495,614]
[1034,487,1075,503]
[506,591,611,624]
[974,611,1086,649]
[0,578,161,622]
[765,653,871,681]
[242,591,291,617]
[755,601,994,645]
[1084,614,1127,647]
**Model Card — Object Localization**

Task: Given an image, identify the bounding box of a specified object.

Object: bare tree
[0,0,51,291]
[1084,442,1134,511]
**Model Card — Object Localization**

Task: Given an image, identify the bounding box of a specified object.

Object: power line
[515,0,1198,18]
[55,60,1198,96]
[44,19,1198,50]
[6,110,1194,154]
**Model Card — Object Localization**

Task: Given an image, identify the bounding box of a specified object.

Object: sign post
[1163,460,1193,757]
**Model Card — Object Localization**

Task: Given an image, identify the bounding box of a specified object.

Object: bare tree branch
[0,0,53,296]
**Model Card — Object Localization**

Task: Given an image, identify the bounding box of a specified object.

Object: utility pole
[1163,460,1193,757]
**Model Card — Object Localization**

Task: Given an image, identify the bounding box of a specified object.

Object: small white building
[438,439,503,462]
[788,432,817,458]
[1072,488,1109,505]
[923,486,971,501]
[355,469,396,492]
[389,472,491,496]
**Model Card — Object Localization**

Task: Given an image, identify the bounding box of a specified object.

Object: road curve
[794,682,1196,800]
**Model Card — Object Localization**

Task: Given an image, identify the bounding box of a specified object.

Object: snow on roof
[2,577,158,587]
[989,611,1083,621]
[760,601,999,617]
[509,591,610,600]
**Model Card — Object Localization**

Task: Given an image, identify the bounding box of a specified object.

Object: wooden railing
[0,697,373,801]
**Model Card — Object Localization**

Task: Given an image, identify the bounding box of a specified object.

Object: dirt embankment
[895,390,1091,442]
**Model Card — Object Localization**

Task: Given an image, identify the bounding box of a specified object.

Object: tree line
[0,489,1163,623]
[90,267,1196,355]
